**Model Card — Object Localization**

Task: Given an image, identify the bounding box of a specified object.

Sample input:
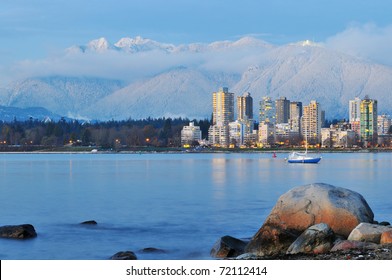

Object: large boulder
[210,235,248,258]
[0,224,37,239]
[286,223,334,255]
[246,183,374,256]
[348,223,392,243]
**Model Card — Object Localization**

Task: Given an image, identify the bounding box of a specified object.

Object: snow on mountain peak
[87,37,112,52]
[115,36,149,48]
[232,36,273,48]
[113,36,175,53]
[293,40,323,48]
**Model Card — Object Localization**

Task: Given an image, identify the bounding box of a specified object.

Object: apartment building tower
[360,96,378,145]
[302,100,322,144]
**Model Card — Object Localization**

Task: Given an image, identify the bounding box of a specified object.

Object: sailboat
[287,129,321,164]
[287,150,321,163]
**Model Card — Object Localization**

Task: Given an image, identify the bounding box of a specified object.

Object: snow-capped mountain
[2,77,123,120]
[1,36,392,121]
[68,36,272,54]
[0,106,65,122]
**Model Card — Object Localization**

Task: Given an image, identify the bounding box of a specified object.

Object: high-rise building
[349,97,361,136]
[212,87,234,126]
[302,100,322,144]
[378,114,391,135]
[275,97,290,124]
[208,125,230,147]
[258,122,275,147]
[259,97,276,124]
[181,122,202,146]
[236,92,254,145]
[349,97,361,123]
[237,92,253,121]
[289,101,302,134]
[209,87,234,147]
[229,121,245,147]
[360,97,378,144]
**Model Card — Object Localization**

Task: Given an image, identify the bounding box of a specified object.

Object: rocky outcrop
[245,183,374,256]
[110,251,137,260]
[0,224,37,239]
[348,223,392,243]
[287,223,334,254]
[211,236,248,258]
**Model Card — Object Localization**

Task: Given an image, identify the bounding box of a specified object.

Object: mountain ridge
[1,36,391,121]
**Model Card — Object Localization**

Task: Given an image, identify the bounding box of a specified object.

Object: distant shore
[1,145,392,154]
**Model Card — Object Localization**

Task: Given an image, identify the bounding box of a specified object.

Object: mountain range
[1,36,391,121]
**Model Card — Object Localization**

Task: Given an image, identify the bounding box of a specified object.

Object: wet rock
[245,183,374,256]
[110,251,137,260]
[236,253,258,260]
[80,220,97,225]
[140,247,166,253]
[287,223,334,255]
[380,230,392,244]
[348,223,392,243]
[331,240,378,252]
[0,224,37,239]
[211,235,248,258]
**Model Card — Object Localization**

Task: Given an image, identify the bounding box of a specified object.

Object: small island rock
[80,220,97,225]
[0,224,37,239]
[140,248,166,253]
[110,251,137,260]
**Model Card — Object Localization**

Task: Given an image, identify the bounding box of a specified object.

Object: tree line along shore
[1,117,392,152]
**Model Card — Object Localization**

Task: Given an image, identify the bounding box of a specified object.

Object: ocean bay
[0,152,391,260]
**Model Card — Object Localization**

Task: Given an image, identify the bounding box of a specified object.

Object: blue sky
[1,0,392,83]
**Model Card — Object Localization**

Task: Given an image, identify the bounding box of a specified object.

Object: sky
[1,0,392,84]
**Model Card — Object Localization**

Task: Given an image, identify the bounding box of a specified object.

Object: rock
[236,253,259,260]
[110,251,137,260]
[331,240,378,252]
[287,223,334,254]
[140,247,166,253]
[210,235,248,258]
[348,223,392,243]
[0,224,37,239]
[80,220,97,225]
[380,230,392,244]
[379,221,391,226]
[246,183,374,256]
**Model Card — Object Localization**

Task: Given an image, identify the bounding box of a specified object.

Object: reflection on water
[0,152,391,259]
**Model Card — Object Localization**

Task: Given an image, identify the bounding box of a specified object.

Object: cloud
[3,27,392,86]
[325,23,392,66]
[2,38,272,84]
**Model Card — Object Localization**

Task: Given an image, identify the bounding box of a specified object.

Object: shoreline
[255,243,392,260]
[1,148,392,154]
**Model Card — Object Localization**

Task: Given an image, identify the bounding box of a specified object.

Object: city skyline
[203,86,384,148]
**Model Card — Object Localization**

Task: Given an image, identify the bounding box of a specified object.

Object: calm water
[0,152,391,260]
